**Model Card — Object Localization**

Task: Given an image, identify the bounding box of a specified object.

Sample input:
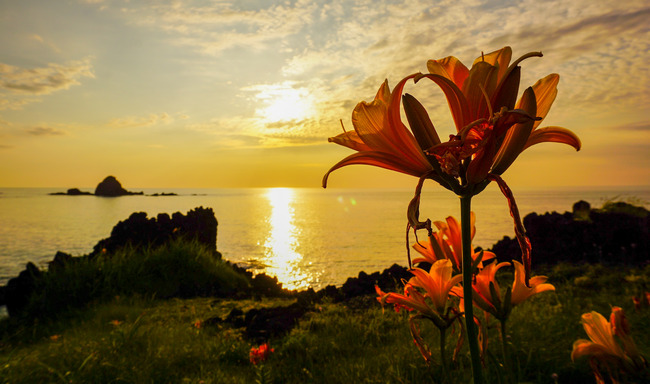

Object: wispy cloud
[607,121,650,132]
[28,34,62,54]
[119,0,317,55]
[83,0,649,131]
[0,97,41,111]
[108,112,174,128]
[0,58,94,95]
[25,126,67,136]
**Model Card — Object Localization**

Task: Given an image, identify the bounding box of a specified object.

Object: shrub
[20,239,250,319]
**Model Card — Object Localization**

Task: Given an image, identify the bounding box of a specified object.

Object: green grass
[16,239,250,319]
[2,263,649,383]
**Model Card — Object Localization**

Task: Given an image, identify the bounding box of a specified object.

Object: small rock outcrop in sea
[50,177,176,196]
[94,176,143,197]
[491,201,649,266]
[49,188,93,196]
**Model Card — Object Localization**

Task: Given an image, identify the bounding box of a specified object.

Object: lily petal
[510,260,555,305]
[328,130,372,152]
[386,74,432,166]
[416,73,469,131]
[581,311,625,359]
[462,61,499,121]
[403,93,442,151]
[322,151,430,187]
[491,87,537,175]
[473,47,512,85]
[530,74,560,129]
[524,126,582,151]
[427,55,469,88]
[572,339,618,362]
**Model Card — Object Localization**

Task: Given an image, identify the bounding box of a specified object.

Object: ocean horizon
[1,185,648,293]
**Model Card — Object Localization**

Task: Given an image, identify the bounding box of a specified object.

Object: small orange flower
[455,260,554,319]
[412,212,495,272]
[509,260,555,305]
[572,307,647,383]
[249,343,274,365]
[377,260,461,318]
[377,259,464,363]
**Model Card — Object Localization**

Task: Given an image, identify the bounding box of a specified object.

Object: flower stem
[500,319,513,383]
[439,327,450,383]
[460,194,483,384]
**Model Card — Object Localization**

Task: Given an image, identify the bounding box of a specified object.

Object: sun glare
[263,188,311,290]
[255,83,315,123]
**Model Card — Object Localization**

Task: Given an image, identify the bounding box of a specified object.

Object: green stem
[439,327,449,383]
[500,319,512,383]
[461,195,484,384]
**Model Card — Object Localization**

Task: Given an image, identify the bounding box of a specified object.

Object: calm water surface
[1,186,648,292]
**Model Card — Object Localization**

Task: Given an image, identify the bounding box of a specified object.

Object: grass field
[1,260,649,383]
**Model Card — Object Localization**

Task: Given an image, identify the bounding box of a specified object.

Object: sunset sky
[0,0,648,189]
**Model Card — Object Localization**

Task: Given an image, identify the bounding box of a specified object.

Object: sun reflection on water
[262,188,311,290]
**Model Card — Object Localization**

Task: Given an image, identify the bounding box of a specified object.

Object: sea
[1,186,648,296]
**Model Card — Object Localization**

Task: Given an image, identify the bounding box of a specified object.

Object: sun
[254,83,315,123]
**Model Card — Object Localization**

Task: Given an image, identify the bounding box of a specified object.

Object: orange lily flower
[376,259,462,327]
[470,261,510,317]
[377,259,464,364]
[572,307,647,383]
[412,212,495,272]
[459,260,554,319]
[322,77,435,188]
[421,46,581,180]
[376,283,431,316]
[413,48,580,282]
[509,260,555,305]
[410,260,463,314]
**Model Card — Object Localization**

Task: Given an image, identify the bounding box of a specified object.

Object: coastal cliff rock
[91,207,218,255]
[491,201,649,266]
[2,263,42,317]
[94,176,143,196]
[0,207,219,317]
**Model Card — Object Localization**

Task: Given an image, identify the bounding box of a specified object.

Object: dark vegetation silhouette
[0,200,647,342]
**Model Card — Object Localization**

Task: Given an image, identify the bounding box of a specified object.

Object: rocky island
[94,176,143,196]
[49,176,175,196]
[49,188,93,196]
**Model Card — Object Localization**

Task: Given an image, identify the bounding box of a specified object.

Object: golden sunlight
[255,83,315,123]
[263,188,311,290]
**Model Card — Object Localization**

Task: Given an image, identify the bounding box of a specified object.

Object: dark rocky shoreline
[1,200,648,340]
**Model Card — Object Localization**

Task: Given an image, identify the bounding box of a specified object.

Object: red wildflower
[250,343,274,365]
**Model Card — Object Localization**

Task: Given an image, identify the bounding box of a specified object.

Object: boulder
[3,262,42,317]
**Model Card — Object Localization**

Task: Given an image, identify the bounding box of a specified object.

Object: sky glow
[0,0,648,188]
